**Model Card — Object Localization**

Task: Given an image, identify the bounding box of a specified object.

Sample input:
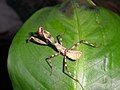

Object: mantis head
[37,27,55,44]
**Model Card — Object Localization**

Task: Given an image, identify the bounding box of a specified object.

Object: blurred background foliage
[7,0,120,22]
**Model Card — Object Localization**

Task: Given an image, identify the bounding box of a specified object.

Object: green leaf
[8,1,120,90]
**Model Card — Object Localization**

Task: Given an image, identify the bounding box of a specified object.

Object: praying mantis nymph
[27,27,96,90]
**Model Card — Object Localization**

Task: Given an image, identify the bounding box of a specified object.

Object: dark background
[0,0,119,90]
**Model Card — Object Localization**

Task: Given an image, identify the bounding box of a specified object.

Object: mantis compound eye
[37,27,44,36]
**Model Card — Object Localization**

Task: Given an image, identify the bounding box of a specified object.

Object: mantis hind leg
[70,40,97,50]
[62,56,84,90]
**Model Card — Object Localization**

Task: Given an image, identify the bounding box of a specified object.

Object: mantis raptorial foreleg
[27,36,47,45]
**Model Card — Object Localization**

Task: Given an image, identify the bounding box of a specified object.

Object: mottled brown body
[54,42,82,60]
